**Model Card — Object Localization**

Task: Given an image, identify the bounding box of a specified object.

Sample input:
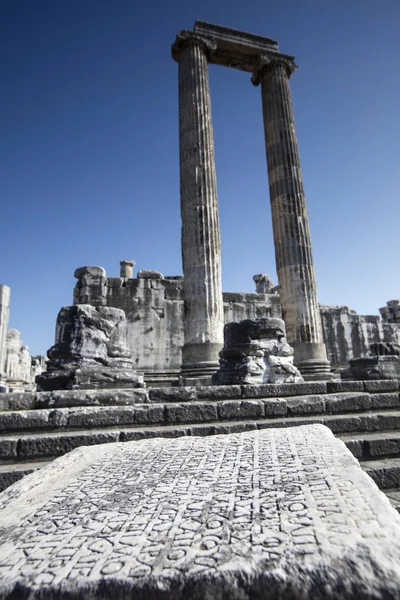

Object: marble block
[0,425,399,598]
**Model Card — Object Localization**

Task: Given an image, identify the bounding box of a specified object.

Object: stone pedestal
[1,425,400,598]
[36,305,144,391]
[349,343,400,380]
[253,57,332,381]
[172,31,224,380]
[349,356,400,380]
[213,317,303,385]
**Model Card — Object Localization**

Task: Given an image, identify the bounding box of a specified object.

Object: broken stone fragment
[137,269,164,279]
[36,305,144,391]
[253,273,275,294]
[213,318,303,385]
[73,265,108,306]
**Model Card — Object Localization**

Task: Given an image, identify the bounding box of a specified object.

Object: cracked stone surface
[36,305,144,391]
[0,425,399,598]
[213,318,303,385]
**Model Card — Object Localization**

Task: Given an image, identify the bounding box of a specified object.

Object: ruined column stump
[0,425,400,598]
[349,342,400,380]
[36,305,144,391]
[213,317,303,385]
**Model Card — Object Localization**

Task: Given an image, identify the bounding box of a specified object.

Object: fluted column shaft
[172,33,224,371]
[255,58,331,377]
[0,286,10,382]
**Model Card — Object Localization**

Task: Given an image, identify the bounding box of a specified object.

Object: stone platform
[0,425,399,598]
[2,380,400,500]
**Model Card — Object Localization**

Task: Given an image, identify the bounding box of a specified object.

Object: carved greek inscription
[0,426,392,588]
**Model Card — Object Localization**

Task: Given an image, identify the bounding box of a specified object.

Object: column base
[179,360,220,387]
[292,342,336,381]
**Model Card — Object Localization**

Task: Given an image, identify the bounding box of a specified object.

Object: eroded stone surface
[214,318,303,385]
[37,305,144,391]
[0,425,399,598]
[350,356,400,381]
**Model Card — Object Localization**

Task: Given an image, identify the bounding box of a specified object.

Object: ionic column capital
[171,30,217,62]
[251,54,297,86]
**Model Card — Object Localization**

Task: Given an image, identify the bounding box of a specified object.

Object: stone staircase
[1,379,400,508]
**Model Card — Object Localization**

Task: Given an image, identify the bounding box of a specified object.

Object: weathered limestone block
[36,305,144,391]
[0,425,400,598]
[350,356,400,380]
[137,269,164,280]
[349,342,400,380]
[73,266,107,306]
[253,273,275,294]
[380,300,400,323]
[213,317,303,385]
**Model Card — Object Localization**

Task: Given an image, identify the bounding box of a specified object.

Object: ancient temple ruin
[1,22,400,597]
[172,21,331,381]
[68,261,400,386]
[0,285,44,392]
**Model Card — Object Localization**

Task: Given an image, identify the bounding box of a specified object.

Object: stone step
[1,393,400,435]
[384,488,400,512]
[1,410,400,462]
[361,458,400,490]
[3,380,397,411]
[340,430,400,460]
[0,459,52,493]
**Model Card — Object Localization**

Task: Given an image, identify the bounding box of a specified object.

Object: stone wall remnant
[380,300,400,323]
[137,269,164,280]
[36,305,144,391]
[213,317,303,385]
[0,425,400,598]
[70,265,400,383]
[253,273,275,294]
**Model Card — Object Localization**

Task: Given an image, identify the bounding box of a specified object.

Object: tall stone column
[172,31,224,378]
[0,285,10,386]
[252,56,331,379]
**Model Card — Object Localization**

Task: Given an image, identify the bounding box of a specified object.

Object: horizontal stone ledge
[363,380,399,393]
[241,381,327,398]
[1,380,399,413]
[1,424,400,598]
[2,409,400,463]
[1,392,399,434]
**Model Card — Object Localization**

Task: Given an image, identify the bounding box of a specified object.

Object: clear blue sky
[1,0,399,356]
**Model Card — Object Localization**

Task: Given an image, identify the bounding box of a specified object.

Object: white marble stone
[172,31,224,371]
[255,57,331,378]
[0,425,399,598]
[0,286,10,383]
